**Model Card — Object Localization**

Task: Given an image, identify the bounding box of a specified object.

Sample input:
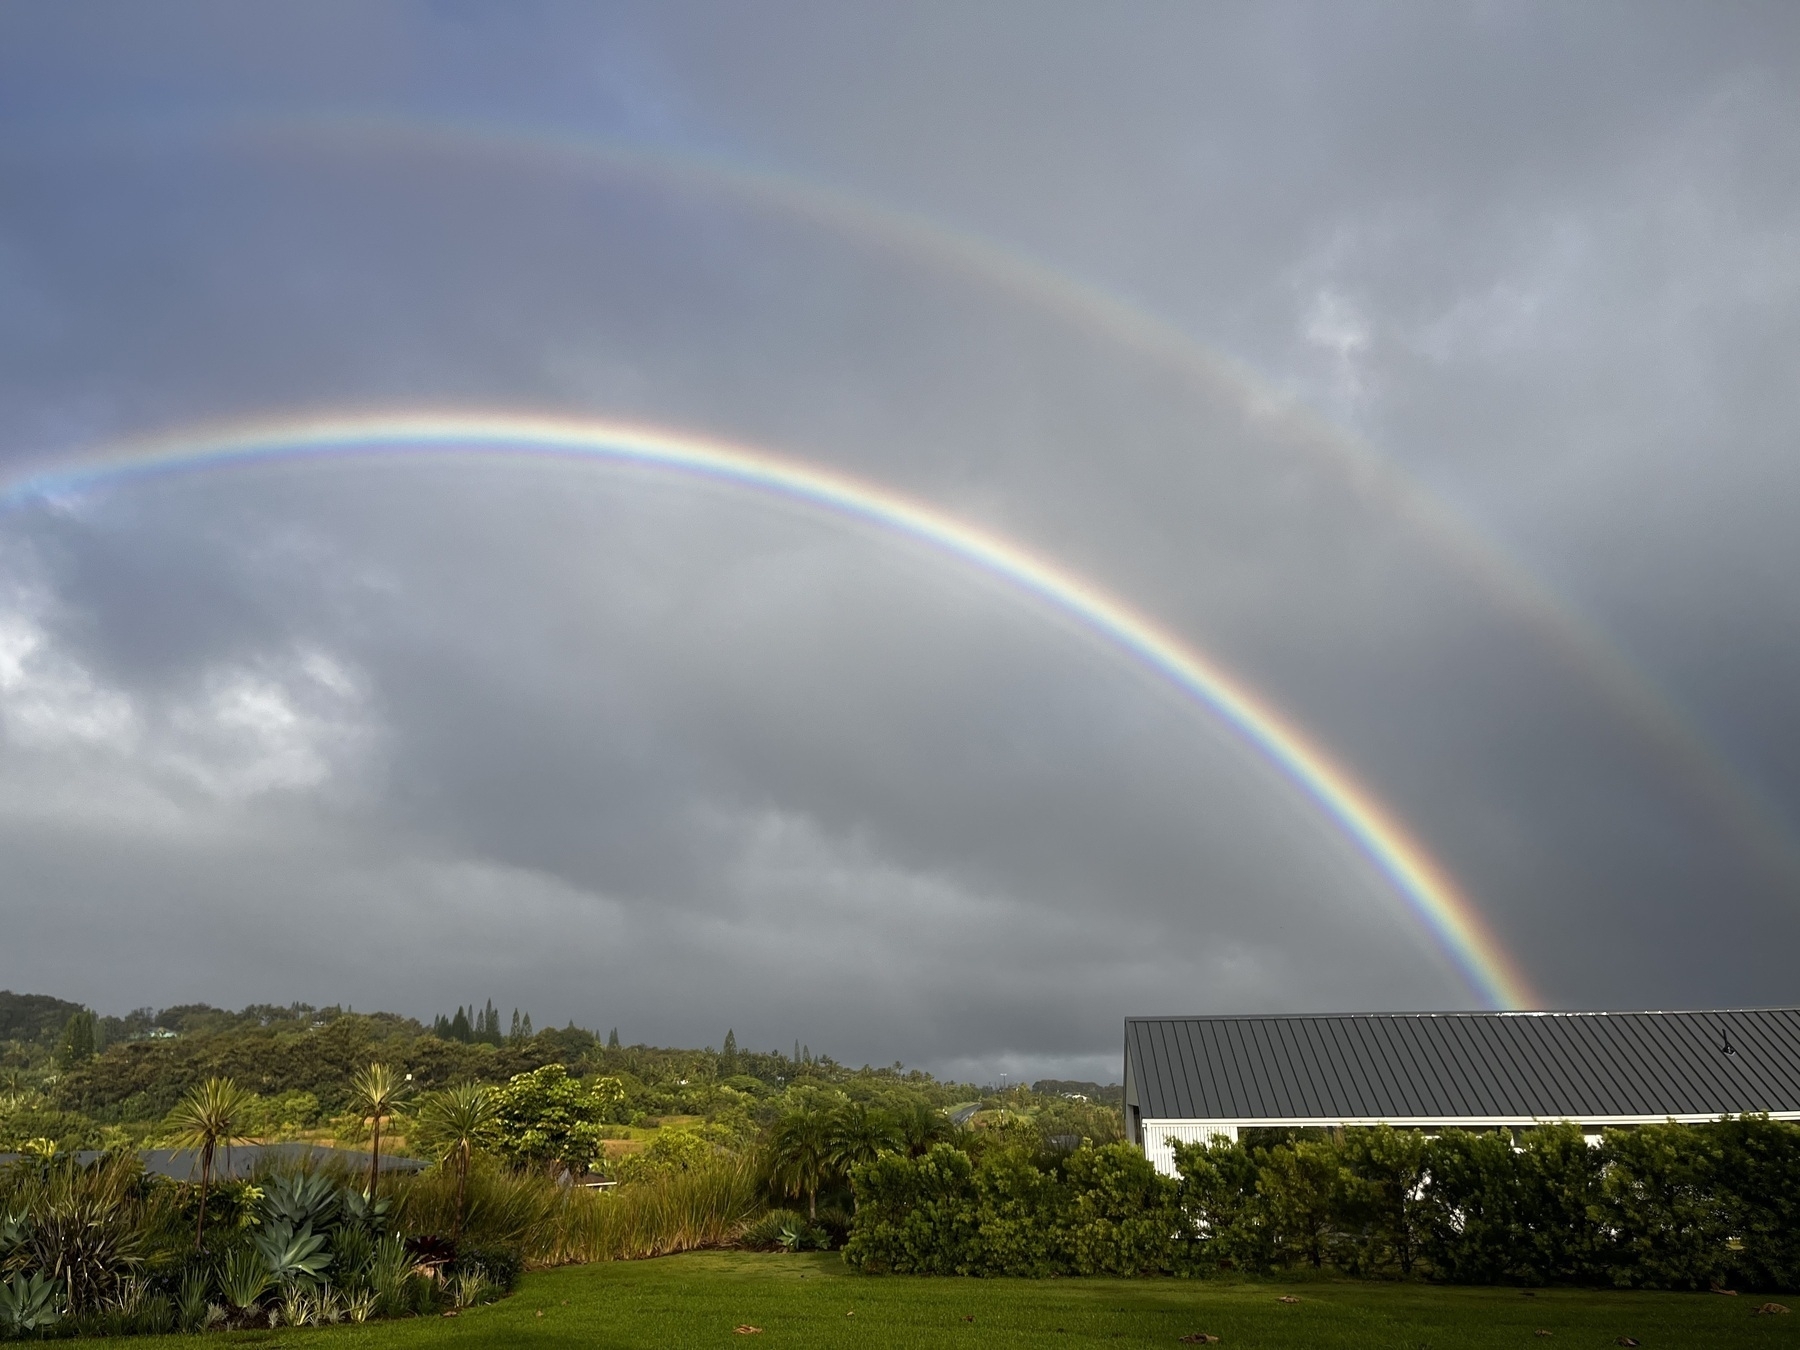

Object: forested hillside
[0,991,1121,1160]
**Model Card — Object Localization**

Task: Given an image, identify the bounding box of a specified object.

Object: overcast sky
[1,2,1797,1083]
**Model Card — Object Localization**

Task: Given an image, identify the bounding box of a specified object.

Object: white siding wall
[1141,1119,1238,1177]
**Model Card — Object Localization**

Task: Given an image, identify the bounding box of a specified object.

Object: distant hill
[0,990,85,1044]
[1033,1079,1123,1105]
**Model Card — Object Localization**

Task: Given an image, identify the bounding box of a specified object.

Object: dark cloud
[0,2,1796,1081]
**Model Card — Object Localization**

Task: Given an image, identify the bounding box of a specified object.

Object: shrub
[451,1243,522,1293]
[739,1208,810,1252]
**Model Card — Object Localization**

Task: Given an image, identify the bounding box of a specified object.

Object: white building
[1124,1009,1800,1177]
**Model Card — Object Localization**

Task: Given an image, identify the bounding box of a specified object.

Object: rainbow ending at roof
[1,409,1541,1010]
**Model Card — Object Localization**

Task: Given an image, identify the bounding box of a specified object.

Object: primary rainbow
[2,409,1539,1008]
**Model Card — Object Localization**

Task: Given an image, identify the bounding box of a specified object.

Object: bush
[452,1243,523,1292]
[844,1141,1184,1276]
[738,1208,810,1252]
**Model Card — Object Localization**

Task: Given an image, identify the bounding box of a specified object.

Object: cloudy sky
[1,2,1797,1082]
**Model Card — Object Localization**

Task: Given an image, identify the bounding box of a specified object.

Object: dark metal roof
[1125,1010,1800,1122]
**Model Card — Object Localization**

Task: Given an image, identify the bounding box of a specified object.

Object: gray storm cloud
[1,1,1797,1080]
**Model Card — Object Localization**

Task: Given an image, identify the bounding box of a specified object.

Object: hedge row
[843,1117,1800,1289]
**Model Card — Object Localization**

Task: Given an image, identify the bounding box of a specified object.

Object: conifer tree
[721,1028,738,1075]
[521,1013,533,1038]
[55,1010,96,1067]
[607,1027,620,1050]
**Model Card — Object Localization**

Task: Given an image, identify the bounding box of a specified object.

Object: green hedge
[843,1117,1800,1289]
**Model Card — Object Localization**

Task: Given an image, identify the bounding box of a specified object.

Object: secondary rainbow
[2,409,1539,1009]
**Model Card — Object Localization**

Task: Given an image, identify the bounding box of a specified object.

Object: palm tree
[896,1100,956,1157]
[166,1076,253,1248]
[765,1105,834,1220]
[414,1082,496,1237]
[349,1062,410,1200]
[826,1103,901,1211]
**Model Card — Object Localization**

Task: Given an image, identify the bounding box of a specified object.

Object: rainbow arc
[1,409,1539,1009]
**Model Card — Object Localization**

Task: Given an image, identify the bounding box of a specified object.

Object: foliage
[1601,1121,1728,1289]
[612,1126,719,1185]
[0,1271,61,1335]
[841,1144,980,1274]
[738,1208,813,1252]
[1711,1113,1800,1290]
[411,1081,498,1236]
[163,1076,254,1247]
[349,1062,410,1198]
[220,1245,270,1312]
[1336,1124,1430,1276]
[489,1066,621,1178]
[54,1014,97,1071]
[764,1103,835,1219]
[250,1219,333,1287]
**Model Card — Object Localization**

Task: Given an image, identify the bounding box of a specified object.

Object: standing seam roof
[1126,1011,1800,1122]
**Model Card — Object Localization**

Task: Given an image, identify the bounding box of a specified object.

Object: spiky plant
[349,1063,410,1201]
[220,1245,270,1314]
[413,1082,497,1238]
[165,1076,254,1248]
[0,1271,62,1335]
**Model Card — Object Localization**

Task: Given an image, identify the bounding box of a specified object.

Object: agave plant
[259,1171,342,1231]
[250,1219,332,1287]
[0,1271,63,1335]
[0,1209,27,1272]
[221,1245,271,1313]
[339,1184,392,1235]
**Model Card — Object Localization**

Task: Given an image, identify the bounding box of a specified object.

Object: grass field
[91,1252,1793,1349]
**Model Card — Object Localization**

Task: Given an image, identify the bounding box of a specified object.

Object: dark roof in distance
[1125,1010,1800,1122]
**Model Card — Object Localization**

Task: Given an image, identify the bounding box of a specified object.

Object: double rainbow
[2,409,1539,1008]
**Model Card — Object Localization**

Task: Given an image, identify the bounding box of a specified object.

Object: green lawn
[95,1252,1793,1349]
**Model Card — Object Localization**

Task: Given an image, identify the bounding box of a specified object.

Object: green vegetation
[4,987,1798,1344]
[847,1119,1800,1290]
[75,1252,1800,1349]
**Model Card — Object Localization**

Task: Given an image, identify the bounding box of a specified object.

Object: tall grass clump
[392,1159,564,1263]
[555,1153,762,1263]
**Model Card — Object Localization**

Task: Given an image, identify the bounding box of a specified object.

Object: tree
[720,1029,738,1076]
[1340,1125,1429,1275]
[166,1076,253,1248]
[54,1012,96,1069]
[349,1062,410,1200]
[414,1082,497,1238]
[490,1064,623,1178]
[767,1104,835,1219]
[607,1027,620,1051]
[896,1100,957,1157]
[449,1007,472,1042]
[1259,1139,1345,1268]
[828,1102,901,1209]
